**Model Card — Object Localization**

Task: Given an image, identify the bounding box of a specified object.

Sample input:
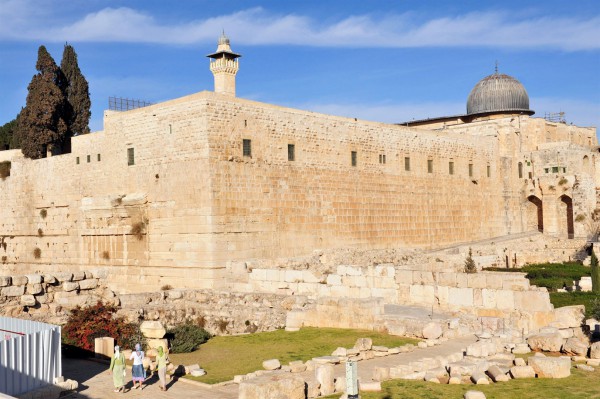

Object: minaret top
[207,31,241,59]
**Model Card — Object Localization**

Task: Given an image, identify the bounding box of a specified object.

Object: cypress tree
[60,44,91,136]
[16,46,68,159]
[591,248,600,294]
[464,247,477,273]
[0,117,17,150]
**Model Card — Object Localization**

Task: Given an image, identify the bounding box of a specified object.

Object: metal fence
[108,96,153,112]
[0,317,61,397]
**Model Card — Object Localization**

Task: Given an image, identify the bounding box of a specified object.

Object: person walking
[108,345,126,393]
[129,343,146,389]
[156,346,169,391]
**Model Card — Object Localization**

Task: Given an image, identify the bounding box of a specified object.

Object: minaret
[207,32,241,96]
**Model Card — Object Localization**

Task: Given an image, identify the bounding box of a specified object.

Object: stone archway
[560,195,574,239]
[527,195,543,232]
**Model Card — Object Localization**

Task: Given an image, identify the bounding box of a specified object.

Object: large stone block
[25,274,42,284]
[0,276,11,287]
[315,364,334,396]
[54,272,73,282]
[590,342,600,359]
[527,332,564,352]
[20,294,36,306]
[509,365,535,379]
[422,322,443,340]
[11,276,28,286]
[71,271,86,281]
[2,285,25,297]
[62,282,79,292]
[528,356,571,378]
[562,337,589,356]
[79,278,98,290]
[263,359,281,370]
[27,283,43,295]
[551,305,585,329]
[140,321,166,339]
[354,338,373,351]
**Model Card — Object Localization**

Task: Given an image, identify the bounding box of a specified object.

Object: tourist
[108,345,126,393]
[129,343,146,389]
[156,346,169,391]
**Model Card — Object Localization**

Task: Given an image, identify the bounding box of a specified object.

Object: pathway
[62,335,477,398]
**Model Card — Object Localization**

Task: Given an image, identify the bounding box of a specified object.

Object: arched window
[518,162,523,179]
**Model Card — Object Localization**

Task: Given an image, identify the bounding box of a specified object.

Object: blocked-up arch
[560,195,574,239]
[527,195,543,233]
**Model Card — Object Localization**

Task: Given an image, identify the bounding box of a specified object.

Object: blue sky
[0,0,599,132]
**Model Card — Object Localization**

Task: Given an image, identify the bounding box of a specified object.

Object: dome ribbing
[466,73,534,116]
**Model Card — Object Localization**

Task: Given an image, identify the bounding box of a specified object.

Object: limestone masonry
[0,35,597,335]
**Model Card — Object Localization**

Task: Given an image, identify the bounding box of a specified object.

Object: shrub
[558,177,568,186]
[217,318,229,333]
[37,228,43,237]
[62,301,146,352]
[464,248,477,273]
[590,297,600,320]
[575,214,586,222]
[39,209,47,218]
[101,250,110,260]
[166,323,211,353]
[592,250,600,294]
[0,161,10,180]
[33,247,41,259]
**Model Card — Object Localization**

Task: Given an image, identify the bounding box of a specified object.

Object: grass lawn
[168,327,419,384]
[324,366,600,399]
[550,291,599,318]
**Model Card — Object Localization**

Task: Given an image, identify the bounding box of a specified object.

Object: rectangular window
[351,151,357,167]
[469,163,473,177]
[552,166,559,173]
[243,139,252,157]
[563,167,567,173]
[76,157,79,165]
[378,154,386,164]
[487,165,491,177]
[427,159,433,173]
[97,154,101,162]
[287,144,295,161]
[127,147,135,166]
[86,155,91,163]
[404,157,410,171]
[544,168,549,173]
[449,161,454,175]
[528,172,533,179]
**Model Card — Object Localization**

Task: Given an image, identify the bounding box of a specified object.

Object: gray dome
[466,73,534,116]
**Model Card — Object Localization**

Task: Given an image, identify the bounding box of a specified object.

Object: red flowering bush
[62,301,145,351]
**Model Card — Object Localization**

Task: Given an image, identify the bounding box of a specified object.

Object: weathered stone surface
[418,341,428,349]
[486,365,509,382]
[470,371,489,385]
[79,278,98,290]
[464,391,486,399]
[71,271,85,281]
[512,343,531,354]
[27,283,43,295]
[422,322,443,340]
[562,337,589,356]
[372,345,389,352]
[25,274,42,284]
[43,275,57,284]
[576,364,594,372]
[262,359,281,370]
[289,360,306,373]
[313,356,340,364]
[448,370,462,384]
[514,358,526,367]
[590,342,600,359]
[191,369,206,377]
[140,321,166,339]
[147,338,169,351]
[184,364,200,374]
[331,347,347,357]
[354,337,373,351]
[54,272,73,282]
[528,356,571,378]
[527,332,564,352]
[2,285,25,297]
[359,381,382,391]
[238,373,305,399]
[0,276,11,287]
[551,305,585,329]
[316,364,335,396]
[334,376,346,392]
[11,276,28,286]
[509,365,536,379]
[62,282,79,292]
[167,290,183,299]
[588,359,600,366]
[20,294,36,306]
[373,366,390,381]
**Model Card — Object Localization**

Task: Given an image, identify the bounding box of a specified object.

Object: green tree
[0,117,18,150]
[60,43,91,137]
[15,46,68,159]
[464,247,477,273]
[591,248,600,294]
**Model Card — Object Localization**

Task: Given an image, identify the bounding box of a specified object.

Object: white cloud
[1,5,599,51]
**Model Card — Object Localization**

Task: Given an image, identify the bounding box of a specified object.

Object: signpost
[345,360,359,398]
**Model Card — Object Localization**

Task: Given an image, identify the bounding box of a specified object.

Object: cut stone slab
[315,364,334,396]
[312,356,340,364]
[62,282,79,292]
[11,276,28,286]
[512,343,531,354]
[528,356,571,378]
[551,306,585,329]
[354,338,373,351]
[562,337,589,356]
[140,321,166,339]
[527,332,564,352]
[514,358,526,367]
[470,371,489,385]
[2,285,25,297]
[590,342,600,359]
[331,347,347,357]
[0,276,11,287]
[486,365,509,382]
[190,369,206,377]
[263,359,281,370]
[359,381,382,391]
[239,373,305,399]
[20,295,36,306]
[422,322,443,340]
[576,364,594,372]
[289,360,306,373]
[465,391,486,399]
[510,365,536,379]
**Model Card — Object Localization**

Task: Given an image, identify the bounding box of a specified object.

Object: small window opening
[97,154,101,162]
[487,165,491,177]
[469,163,473,177]
[379,154,386,164]
[76,157,79,165]
[552,166,559,173]
[351,151,357,167]
[243,139,252,157]
[518,162,523,178]
[404,157,410,171]
[127,148,135,166]
[87,155,91,163]
[449,161,454,175]
[563,167,567,173]
[288,144,295,161]
[544,168,549,173]
[427,159,433,173]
